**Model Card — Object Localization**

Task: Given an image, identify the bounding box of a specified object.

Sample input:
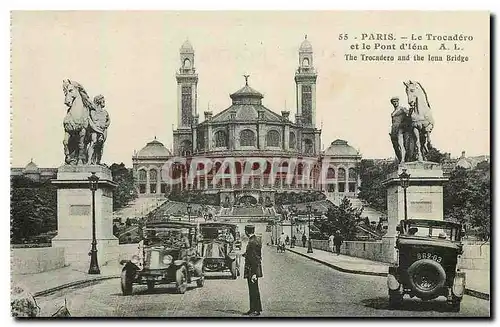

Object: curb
[33,275,120,298]
[285,247,490,301]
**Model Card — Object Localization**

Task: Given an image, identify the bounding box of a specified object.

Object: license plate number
[417,252,442,263]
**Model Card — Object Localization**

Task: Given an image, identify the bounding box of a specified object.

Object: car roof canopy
[400,219,462,229]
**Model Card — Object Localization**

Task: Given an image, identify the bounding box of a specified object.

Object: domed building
[132,138,172,194]
[132,37,362,204]
[322,139,362,197]
[11,159,58,182]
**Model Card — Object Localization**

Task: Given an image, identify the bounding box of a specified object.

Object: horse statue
[403,80,435,161]
[62,79,93,165]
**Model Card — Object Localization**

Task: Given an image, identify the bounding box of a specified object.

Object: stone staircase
[113,197,167,220]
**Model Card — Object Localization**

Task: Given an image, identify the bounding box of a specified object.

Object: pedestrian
[291,235,297,248]
[328,233,334,252]
[333,230,343,255]
[302,233,307,247]
[242,225,263,316]
[285,235,290,245]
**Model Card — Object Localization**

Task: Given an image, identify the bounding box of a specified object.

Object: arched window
[240,129,256,146]
[138,169,147,182]
[303,138,313,154]
[327,168,335,179]
[183,58,191,69]
[348,167,357,180]
[302,58,309,67]
[289,132,296,149]
[338,167,346,180]
[214,130,227,147]
[181,140,192,156]
[266,130,280,147]
[149,169,158,182]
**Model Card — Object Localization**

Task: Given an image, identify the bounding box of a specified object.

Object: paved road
[36,244,490,317]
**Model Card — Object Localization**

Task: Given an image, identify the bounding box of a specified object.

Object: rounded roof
[324,139,359,157]
[299,36,313,52]
[137,139,171,158]
[230,85,264,99]
[180,39,194,53]
[23,160,39,173]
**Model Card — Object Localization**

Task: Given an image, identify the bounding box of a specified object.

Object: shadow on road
[362,296,454,313]
[110,285,200,297]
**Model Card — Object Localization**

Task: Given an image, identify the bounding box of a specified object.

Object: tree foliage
[443,163,491,240]
[11,176,57,243]
[317,198,361,240]
[357,159,397,213]
[110,163,138,211]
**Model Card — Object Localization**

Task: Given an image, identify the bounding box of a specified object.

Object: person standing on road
[242,225,263,316]
[302,233,307,247]
[328,234,335,253]
[333,230,344,255]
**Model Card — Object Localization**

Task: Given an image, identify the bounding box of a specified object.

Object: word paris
[159,156,345,186]
[356,33,474,41]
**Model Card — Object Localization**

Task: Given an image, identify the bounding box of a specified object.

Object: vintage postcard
[10,11,490,318]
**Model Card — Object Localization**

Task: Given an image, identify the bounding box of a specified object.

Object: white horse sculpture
[403,80,434,161]
[62,79,93,165]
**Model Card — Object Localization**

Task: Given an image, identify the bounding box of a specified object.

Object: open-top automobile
[120,220,204,295]
[199,222,241,279]
[387,219,466,311]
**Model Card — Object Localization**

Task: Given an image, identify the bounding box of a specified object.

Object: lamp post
[307,204,313,253]
[399,168,410,221]
[88,172,100,275]
[290,216,294,248]
[187,204,192,222]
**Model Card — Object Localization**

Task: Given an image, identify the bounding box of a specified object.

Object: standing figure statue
[62,79,92,165]
[389,96,412,163]
[403,80,434,161]
[87,94,110,165]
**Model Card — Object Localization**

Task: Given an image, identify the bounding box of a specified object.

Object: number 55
[338,34,348,40]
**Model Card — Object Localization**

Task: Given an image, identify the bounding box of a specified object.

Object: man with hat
[242,224,263,316]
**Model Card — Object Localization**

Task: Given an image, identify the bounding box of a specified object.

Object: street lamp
[399,168,410,221]
[187,204,192,222]
[307,204,313,253]
[290,216,294,248]
[88,172,101,275]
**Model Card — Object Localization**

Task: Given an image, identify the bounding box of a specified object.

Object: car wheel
[121,270,133,296]
[176,267,188,294]
[196,276,205,287]
[147,281,155,292]
[388,290,403,309]
[407,259,446,298]
[230,260,237,279]
[449,297,462,312]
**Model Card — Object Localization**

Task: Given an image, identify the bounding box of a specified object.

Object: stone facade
[132,37,362,203]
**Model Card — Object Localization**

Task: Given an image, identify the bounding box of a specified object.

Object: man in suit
[242,225,263,316]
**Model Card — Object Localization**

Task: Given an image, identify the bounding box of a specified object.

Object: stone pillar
[156,168,161,194]
[146,170,150,194]
[381,161,448,263]
[51,165,118,267]
[207,125,213,151]
[283,125,290,151]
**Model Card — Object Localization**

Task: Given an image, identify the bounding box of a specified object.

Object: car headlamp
[163,255,173,265]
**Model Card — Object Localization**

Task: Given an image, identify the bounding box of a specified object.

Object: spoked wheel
[176,267,188,294]
[121,270,133,296]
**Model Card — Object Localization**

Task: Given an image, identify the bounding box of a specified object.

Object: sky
[10,11,490,168]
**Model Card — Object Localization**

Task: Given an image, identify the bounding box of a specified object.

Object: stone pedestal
[381,161,448,263]
[51,165,119,267]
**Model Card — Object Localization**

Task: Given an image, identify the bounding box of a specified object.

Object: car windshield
[201,226,236,241]
[404,223,453,240]
[144,227,190,247]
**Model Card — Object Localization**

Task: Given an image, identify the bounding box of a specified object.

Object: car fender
[173,260,185,267]
[387,266,400,291]
[452,271,466,298]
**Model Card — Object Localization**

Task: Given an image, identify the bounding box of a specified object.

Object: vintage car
[199,222,241,279]
[387,219,466,311]
[120,221,204,295]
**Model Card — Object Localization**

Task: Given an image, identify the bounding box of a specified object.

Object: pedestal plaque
[381,161,448,263]
[51,165,119,267]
